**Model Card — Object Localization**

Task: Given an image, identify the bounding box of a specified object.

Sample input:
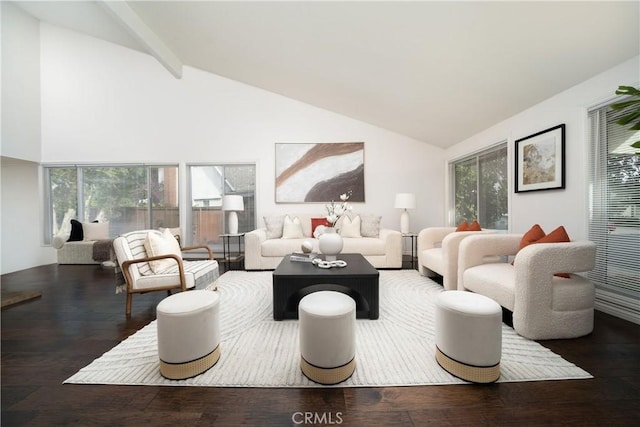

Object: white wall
[1,2,41,162]
[445,56,640,241]
[2,23,445,274]
[1,157,57,274]
[39,24,445,232]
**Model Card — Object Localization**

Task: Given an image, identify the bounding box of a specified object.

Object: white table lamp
[395,193,416,234]
[223,195,244,234]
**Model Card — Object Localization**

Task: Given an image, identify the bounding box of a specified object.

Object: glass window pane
[454,158,478,225]
[479,147,508,230]
[82,166,147,236]
[49,167,77,237]
[450,144,508,230]
[149,166,179,230]
[190,166,224,246]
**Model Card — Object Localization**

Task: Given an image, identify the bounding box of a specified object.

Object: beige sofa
[245,214,402,270]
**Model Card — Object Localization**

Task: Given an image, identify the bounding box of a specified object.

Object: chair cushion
[463,263,516,310]
[135,260,219,291]
[422,248,444,275]
[144,228,183,273]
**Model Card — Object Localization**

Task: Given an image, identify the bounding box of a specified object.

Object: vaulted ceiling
[13,1,640,148]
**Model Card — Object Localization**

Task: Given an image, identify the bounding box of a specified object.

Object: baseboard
[595,288,640,325]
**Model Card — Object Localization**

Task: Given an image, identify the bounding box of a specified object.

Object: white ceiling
[13,1,640,148]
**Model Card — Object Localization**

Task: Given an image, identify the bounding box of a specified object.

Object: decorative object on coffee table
[318,227,343,260]
[395,193,416,234]
[301,239,314,253]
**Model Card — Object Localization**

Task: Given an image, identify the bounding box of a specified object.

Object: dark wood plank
[2,263,639,426]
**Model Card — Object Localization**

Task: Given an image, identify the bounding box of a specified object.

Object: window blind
[588,103,640,305]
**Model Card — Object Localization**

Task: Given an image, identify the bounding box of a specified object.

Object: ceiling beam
[98,1,183,78]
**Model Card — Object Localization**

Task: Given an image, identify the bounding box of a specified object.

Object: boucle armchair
[458,233,596,340]
[417,227,494,290]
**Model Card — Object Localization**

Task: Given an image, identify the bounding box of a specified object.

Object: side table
[401,232,418,270]
[219,233,245,270]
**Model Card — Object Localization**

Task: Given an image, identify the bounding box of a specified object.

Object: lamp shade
[223,195,244,211]
[394,193,416,210]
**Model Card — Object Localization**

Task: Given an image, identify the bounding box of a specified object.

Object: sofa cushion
[340,215,362,238]
[262,238,308,257]
[144,228,183,273]
[282,215,304,239]
[463,263,516,310]
[264,215,285,239]
[342,237,386,256]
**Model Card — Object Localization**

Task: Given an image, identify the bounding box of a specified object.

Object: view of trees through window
[451,144,508,230]
[45,165,179,241]
[588,104,639,302]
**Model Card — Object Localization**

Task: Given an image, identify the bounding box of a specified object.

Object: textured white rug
[64,270,591,387]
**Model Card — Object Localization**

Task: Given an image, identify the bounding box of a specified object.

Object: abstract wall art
[275,142,365,203]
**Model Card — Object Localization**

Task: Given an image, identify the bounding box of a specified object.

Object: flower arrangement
[325,191,353,227]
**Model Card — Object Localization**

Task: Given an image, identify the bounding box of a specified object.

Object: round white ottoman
[156,290,220,380]
[299,291,356,385]
[435,290,502,383]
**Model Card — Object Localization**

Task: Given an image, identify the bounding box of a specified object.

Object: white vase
[318,227,343,261]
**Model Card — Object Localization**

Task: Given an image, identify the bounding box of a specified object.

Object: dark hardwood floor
[2,263,639,426]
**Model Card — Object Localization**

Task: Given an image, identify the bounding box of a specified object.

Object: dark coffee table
[272,253,379,320]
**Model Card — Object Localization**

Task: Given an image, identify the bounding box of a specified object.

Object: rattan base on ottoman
[435,346,500,384]
[160,344,221,380]
[301,356,356,385]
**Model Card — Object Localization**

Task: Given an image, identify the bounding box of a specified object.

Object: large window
[449,143,508,230]
[588,102,640,321]
[187,164,256,248]
[45,165,179,242]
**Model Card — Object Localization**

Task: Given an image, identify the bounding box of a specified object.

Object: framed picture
[515,124,566,193]
[275,142,365,203]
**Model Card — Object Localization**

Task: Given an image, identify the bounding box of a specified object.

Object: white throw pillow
[340,215,362,238]
[82,222,109,241]
[360,214,381,238]
[264,215,285,239]
[282,215,304,239]
[144,228,183,273]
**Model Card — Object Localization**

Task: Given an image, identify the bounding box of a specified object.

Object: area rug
[64,270,591,387]
[1,290,42,309]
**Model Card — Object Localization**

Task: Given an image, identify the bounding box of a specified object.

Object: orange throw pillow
[535,226,571,278]
[536,225,570,244]
[456,221,470,231]
[518,224,546,252]
[468,220,482,231]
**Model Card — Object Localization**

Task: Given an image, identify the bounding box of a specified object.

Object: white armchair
[113,230,219,316]
[417,227,493,290]
[458,233,596,340]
